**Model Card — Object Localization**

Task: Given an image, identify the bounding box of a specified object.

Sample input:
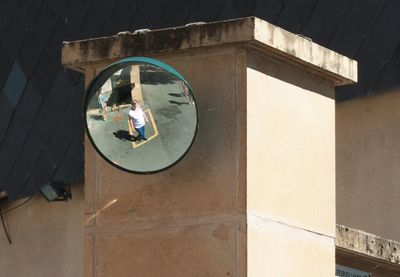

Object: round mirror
[84,57,198,174]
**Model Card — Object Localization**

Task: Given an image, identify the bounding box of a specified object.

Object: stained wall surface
[0,185,84,277]
[336,89,400,242]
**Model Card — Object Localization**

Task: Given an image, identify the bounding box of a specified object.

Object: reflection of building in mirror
[110,66,133,111]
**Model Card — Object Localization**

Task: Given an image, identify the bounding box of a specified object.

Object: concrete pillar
[62,17,357,277]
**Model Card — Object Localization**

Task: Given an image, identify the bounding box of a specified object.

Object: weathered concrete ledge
[62,17,357,86]
[336,225,400,264]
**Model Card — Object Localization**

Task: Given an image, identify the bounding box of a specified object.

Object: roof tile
[30,52,58,97]
[186,0,225,23]
[327,15,364,58]
[9,134,44,192]
[17,32,43,77]
[15,81,43,127]
[0,95,13,142]
[163,0,191,27]
[30,69,71,142]
[31,0,58,45]
[252,0,286,24]
[48,0,91,36]
[75,0,117,39]
[103,0,144,36]
[130,0,170,30]
[369,1,400,60]
[3,14,27,57]
[276,0,318,34]
[45,18,73,63]
[302,0,351,45]
[0,41,14,90]
[0,0,20,36]
[16,0,42,27]
[46,123,73,165]
[66,83,84,132]
[373,46,400,92]
[0,137,20,187]
[0,115,30,186]
[53,138,83,184]
[3,62,27,108]
[345,0,384,35]
[351,38,386,95]
[19,150,56,199]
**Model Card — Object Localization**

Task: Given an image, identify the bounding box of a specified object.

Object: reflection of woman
[129,100,149,141]
[97,90,108,120]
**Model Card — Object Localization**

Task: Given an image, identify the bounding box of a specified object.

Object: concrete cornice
[62,17,357,86]
[252,17,357,86]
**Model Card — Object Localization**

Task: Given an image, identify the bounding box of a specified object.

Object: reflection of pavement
[87,80,197,172]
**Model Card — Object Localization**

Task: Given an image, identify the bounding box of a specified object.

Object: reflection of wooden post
[130,65,144,106]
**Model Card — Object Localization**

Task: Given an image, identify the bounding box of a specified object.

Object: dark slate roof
[1,0,399,200]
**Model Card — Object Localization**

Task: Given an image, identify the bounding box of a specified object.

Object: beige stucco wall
[84,47,247,277]
[247,51,336,276]
[248,217,334,276]
[336,89,400,242]
[0,184,84,277]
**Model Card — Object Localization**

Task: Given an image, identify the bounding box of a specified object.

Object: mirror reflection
[85,60,197,173]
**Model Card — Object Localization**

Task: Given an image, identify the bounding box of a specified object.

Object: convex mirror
[84,57,198,173]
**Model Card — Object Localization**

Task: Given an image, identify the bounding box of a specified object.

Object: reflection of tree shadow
[113,130,140,142]
[168,93,184,97]
[169,100,189,106]
[89,114,104,120]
